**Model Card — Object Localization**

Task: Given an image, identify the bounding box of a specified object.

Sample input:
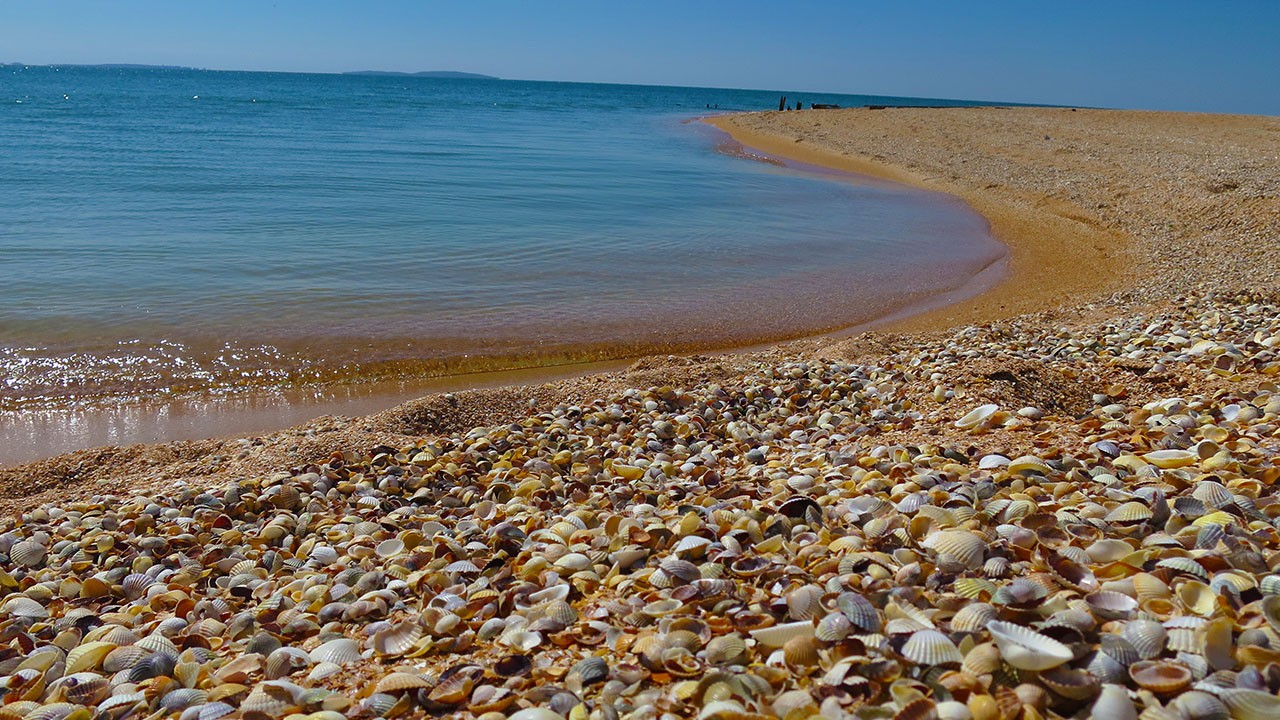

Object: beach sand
[1,107,1279,714]
[711,107,1280,332]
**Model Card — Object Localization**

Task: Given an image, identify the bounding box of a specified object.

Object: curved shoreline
[706,110,1129,333]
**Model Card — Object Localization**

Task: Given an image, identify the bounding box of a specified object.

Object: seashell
[309,638,362,665]
[816,612,853,642]
[121,573,156,600]
[1092,684,1137,720]
[372,621,422,657]
[1142,449,1197,469]
[50,672,111,705]
[1086,590,1139,620]
[950,603,998,633]
[1219,689,1280,720]
[955,404,998,429]
[569,656,608,685]
[1038,666,1100,701]
[922,530,986,571]
[360,693,401,717]
[901,629,964,666]
[1123,620,1168,659]
[984,557,1011,578]
[785,584,824,620]
[1047,550,1100,593]
[705,634,748,665]
[159,688,208,711]
[374,671,430,694]
[837,592,882,632]
[374,538,404,558]
[197,702,237,720]
[749,621,814,649]
[9,540,47,567]
[1156,556,1209,580]
[66,640,117,673]
[136,633,179,655]
[986,621,1073,671]
[1128,660,1192,694]
[1106,502,1154,523]
[3,595,48,619]
[265,646,311,679]
[1168,690,1230,720]
[782,635,820,670]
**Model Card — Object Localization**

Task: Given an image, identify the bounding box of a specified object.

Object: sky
[3,1,1279,115]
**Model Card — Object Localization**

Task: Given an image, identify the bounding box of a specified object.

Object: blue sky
[4,1,1278,115]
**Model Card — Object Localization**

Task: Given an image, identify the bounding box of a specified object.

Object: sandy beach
[3,107,1279,717]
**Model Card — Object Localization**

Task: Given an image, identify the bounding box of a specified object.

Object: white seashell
[955,404,999,429]
[749,621,815,649]
[987,620,1073,671]
[1092,684,1137,720]
[309,638,363,665]
[921,530,986,571]
[900,629,964,666]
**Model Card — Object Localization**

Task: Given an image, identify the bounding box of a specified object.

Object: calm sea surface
[1,67,1005,456]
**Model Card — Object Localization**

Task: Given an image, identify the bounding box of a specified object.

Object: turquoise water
[1,66,1004,410]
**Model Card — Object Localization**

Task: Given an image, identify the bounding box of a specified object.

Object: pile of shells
[1,290,1279,720]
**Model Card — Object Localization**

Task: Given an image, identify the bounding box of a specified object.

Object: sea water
[1,67,1005,460]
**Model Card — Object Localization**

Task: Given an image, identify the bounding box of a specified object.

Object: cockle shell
[986,621,1073,671]
[922,530,986,570]
[900,629,964,666]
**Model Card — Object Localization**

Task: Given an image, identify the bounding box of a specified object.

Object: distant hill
[344,70,499,80]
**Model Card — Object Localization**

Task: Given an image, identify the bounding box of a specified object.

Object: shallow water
[1,67,1006,462]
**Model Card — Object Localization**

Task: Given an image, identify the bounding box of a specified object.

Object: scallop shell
[66,641,117,673]
[1086,590,1139,620]
[900,629,964,666]
[375,672,431,694]
[782,635,820,669]
[837,592,882,632]
[950,603,998,633]
[1156,556,1209,580]
[1122,620,1167,659]
[922,530,986,571]
[1219,689,1280,720]
[197,702,237,720]
[1038,666,1100,701]
[1091,684,1137,720]
[265,646,311,679]
[749,621,814,649]
[9,540,47,568]
[1168,690,1231,720]
[1128,660,1192,694]
[815,612,853,642]
[1106,502,1154,523]
[785,585,824,621]
[309,638,363,665]
[1142,449,1197,469]
[705,634,748,665]
[372,621,422,657]
[3,596,49,619]
[955,404,998,429]
[986,621,1073,671]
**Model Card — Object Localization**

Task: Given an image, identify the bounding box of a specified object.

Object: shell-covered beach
[2,107,1280,720]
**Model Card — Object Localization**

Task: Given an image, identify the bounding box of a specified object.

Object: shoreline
[4,105,1277,482]
[0,126,1010,466]
[705,110,1130,333]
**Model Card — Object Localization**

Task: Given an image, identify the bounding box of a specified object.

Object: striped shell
[1122,620,1167,659]
[987,621,1073,671]
[950,603,998,633]
[309,638,362,665]
[372,621,422,657]
[1106,502,1154,523]
[66,641,117,673]
[921,530,986,571]
[9,540,47,568]
[815,612,853,642]
[705,634,748,665]
[900,629,963,666]
[749,621,814,649]
[374,672,431,694]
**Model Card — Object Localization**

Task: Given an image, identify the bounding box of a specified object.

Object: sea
[0,66,1007,463]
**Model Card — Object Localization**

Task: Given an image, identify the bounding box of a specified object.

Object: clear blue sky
[4,1,1279,115]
